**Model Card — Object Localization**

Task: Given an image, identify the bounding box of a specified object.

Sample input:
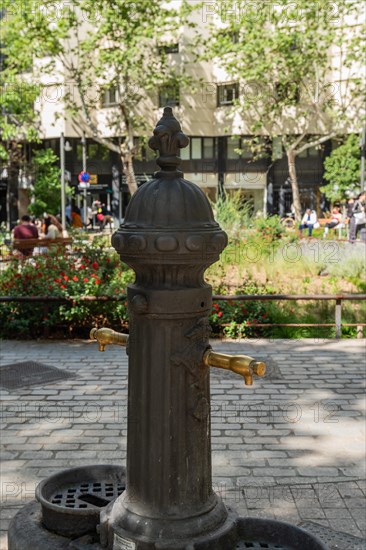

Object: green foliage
[1,0,196,194]
[209,280,272,338]
[254,215,285,243]
[27,149,63,217]
[201,0,366,218]
[321,135,361,201]
[0,233,364,340]
[0,237,134,337]
[210,193,253,239]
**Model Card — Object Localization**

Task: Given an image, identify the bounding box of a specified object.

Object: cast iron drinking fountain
[8,108,327,550]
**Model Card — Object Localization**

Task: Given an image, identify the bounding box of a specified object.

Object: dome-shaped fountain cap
[148,106,190,174]
[112,108,228,263]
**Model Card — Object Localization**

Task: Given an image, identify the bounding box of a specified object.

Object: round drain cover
[237,517,327,550]
[36,464,125,538]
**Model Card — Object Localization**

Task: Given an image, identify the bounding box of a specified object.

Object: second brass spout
[203,350,266,386]
[90,327,129,352]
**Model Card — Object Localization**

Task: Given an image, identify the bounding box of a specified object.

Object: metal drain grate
[0,361,74,390]
[299,521,366,550]
[236,543,288,549]
[50,480,125,509]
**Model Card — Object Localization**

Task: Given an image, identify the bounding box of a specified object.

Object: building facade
[2,1,363,227]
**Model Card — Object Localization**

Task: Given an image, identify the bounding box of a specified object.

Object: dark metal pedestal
[7,108,328,550]
[8,502,327,550]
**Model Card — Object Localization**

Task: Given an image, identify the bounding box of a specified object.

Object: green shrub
[0,238,134,337]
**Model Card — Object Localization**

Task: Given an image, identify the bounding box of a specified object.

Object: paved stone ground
[0,338,365,550]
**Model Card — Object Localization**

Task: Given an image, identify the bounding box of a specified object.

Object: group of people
[13,213,68,257]
[298,192,366,240]
[65,201,113,231]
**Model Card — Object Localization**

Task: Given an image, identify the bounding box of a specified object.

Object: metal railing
[212,294,366,339]
[0,293,365,339]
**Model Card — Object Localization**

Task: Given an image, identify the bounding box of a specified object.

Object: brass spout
[90,327,129,352]
[203,349,266,386]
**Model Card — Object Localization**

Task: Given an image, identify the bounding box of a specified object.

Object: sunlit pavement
[0,338,365,549]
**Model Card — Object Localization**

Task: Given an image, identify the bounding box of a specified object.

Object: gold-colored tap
[203,349,266,386]
[90,327,129,352]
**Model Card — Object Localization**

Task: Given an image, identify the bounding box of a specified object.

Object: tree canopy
[1,0,194,194]
[321,134,361,201]
[202,0,366,218]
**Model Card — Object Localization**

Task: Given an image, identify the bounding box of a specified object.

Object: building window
[298,146,319,158]
[272,137,283,160]
[180,144,190,160]
[102,86,119,107]
[159,43,179,54]
[226,136,258,160]
[76,142,110,161]
[191,138,201,159]
[217,83,239,106]
[158,84,179,107]
[227,137,240,159]
[179,137,216,160]
[203,137,215,159]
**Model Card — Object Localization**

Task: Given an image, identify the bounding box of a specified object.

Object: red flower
[92,262,99,269]
[80,264,85,269]
[60,284,66,289]
[218,311,223,318]
[95,279,101,285]
[83,277,88,283]
[72,276,78,282]
[63,275,69,281]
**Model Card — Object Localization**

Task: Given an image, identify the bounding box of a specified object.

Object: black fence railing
[1,294,365,339]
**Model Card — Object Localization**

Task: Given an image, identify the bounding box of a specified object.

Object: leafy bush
[210,192,254,239]
[28,149,73,217]
[209,279,272,338]
[0,237,134,337]
[253,215,285,243]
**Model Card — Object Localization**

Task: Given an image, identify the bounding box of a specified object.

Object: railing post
[335,298,342,339]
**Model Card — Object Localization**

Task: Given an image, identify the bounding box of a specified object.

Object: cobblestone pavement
[0,338,365,549]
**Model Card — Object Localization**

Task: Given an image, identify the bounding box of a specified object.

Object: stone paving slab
[0,338,365,550]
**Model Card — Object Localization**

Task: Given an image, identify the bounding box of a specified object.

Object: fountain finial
[148,106,189,173]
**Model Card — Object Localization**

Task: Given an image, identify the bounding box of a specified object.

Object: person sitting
[71,204,83,229]
[13,215,39,257]
[100,205,113,231]
[43,215,63,239]
[323,207,342,238]
[299,208,318,237]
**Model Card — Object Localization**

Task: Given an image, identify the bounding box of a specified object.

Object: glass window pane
[272,137,283,160]
[191,138,201,159]
[218,83,239,106]
[203,138,214,159]
[227,138,240,159]
[241,139,252,159]
[180,144,190,160]
[88,144,98,159]
[308,146,318,157]
[159,85,179,108]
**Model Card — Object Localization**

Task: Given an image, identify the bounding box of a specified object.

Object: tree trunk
[120,148,138,196]
[287,149,302,221]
